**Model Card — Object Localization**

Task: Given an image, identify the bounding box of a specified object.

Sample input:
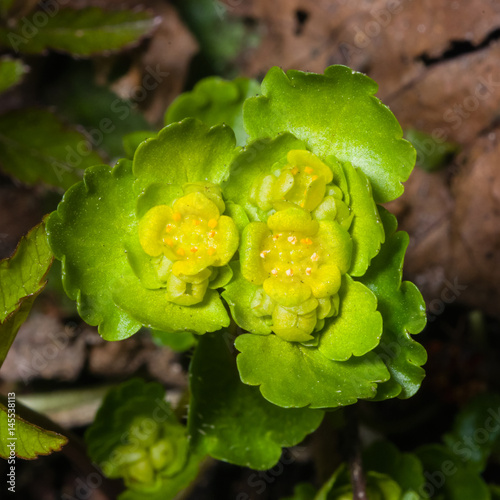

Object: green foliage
[86,379,201,499]
[358,208,427,400]
[0,7,158,56]
[0,221,53,368]
[151,329,196,352]
[0,401,67,459]
[166,76,260,145]
[405,129,459,172]
[189,332,324,469]
[443,393,500,473]
[0,108,103,189]
[244,66,415,203]
[0,56,27,93]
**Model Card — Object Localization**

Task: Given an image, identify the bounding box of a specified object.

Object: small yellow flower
[241,207,352,341]
[139,191,238,305]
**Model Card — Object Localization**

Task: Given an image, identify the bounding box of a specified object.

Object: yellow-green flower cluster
[240,150,353,342]
[139,185,239,306]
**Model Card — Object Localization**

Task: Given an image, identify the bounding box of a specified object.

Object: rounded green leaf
[244,66,416,203]
[165,76,260,146]
[189,332,324,469]
[358,208,427,400]
[235,333,390,409]
[133,118,237,194]
[46,160,143,340]
[318,276,383,362]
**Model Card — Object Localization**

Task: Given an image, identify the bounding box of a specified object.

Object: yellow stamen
[207,247,216,256]
[272,234,280,241]
[303,238,313,245]
[286,268,294,277]
[290,167,299,175]
[287,236,297,244]
[208,230,216,238]
[311,252,319,261]
[190,246,198,253]
[299,201,305,208]
[194,220,201,226]
[271,269,278,276]
[260,250,268,258]
[173,212,182,221]
[311,175,319,181]
[304,166,314,174]
[165,224,172,233]
[176,248,185,256]
[306,267,312,275]
[208,219,218,229]
[163,238,174,247]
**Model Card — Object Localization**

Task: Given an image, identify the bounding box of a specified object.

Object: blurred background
[1,0,500,498]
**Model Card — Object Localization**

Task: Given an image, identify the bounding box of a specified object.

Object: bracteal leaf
[244,66,415,203]
[235,333,389,409]
[358,208,427,400]
[0,221,53,368]
[189,332,324,469]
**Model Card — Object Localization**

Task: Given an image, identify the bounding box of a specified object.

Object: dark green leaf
[166,76,260,146]
[416,445,490,500]
[405,129,459,172]
[151,330,196,352]
[235,333,389,409]
[0,56,27,94]
[0,221,53,368]
[358,208,427,400]
[0,108,103,189]
[0,7,159,56]
[189,332,324,469]
[280,483,317,500]
[363,441,426,494]
[244,66,415,203]
[443,393,500,473]
[0,402,67,459]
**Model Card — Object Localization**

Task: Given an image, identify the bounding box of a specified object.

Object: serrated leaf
[364,441,426,495]
[244,66,415,203]
[222,134,307,222]
[342,161,384,276]
[0,56,27,94]
[189,332,324,469]
[133,118,237,194]
[0,402,67,459]
[0,108,103,189]
[235,333,389,409]
[46,160,143,340]
[0,221,53,368]
[443,393,500,473]
[317,276,382,361]
[358,207,427,400]
[0,7,158,56]
[166,77,260,146]
[415,445,490,500]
